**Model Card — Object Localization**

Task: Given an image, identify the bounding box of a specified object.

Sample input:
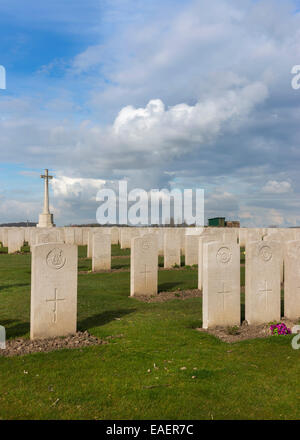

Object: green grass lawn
[0,245,299,420]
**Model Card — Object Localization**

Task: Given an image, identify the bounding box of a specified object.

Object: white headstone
[263,232,284,282]
[74,228,83,246]
[82,228,90,245]
[130,234,158,297]
[120,228,140,249]
[202,241,240,328]
[7,229,24,253]
[164,231,181,268]
[87,229,95,257]
[64,227,75,245]
[1,228,8,247]
[246,229,262,247]
[245,241,281,325]
[30,243,78,339]
[198,233,222,291]
[0,325,5,349]
[36,230,62,244]
[185,234,199,266]
[92,232,111,271]
[110,227,119,245]
[284,240,300,320]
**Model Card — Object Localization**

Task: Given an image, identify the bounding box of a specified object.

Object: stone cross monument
[37,169,55,228]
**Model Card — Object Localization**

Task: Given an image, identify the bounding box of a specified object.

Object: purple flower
[270,322,291,336]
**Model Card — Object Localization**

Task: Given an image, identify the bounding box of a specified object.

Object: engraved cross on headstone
[140,265,152,288]
[46,288,65,323]
[217,282,232,311]
[258,280,272,309]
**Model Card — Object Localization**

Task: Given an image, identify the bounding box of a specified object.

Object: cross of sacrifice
[217,282,232,311]
[40,169,53,214]
[46,288,65,323]
[140,265,152,288]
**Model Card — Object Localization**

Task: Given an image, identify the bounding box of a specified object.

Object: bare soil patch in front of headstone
[134,288,202,303]
[197,319,297,343]
[0,331,122,357]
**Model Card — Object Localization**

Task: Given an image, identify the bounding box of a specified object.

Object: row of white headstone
[0,226,120,253]
[2,225,300,253]
[132,232,300,329]
[31,233,300,338]
[3,226,300,340]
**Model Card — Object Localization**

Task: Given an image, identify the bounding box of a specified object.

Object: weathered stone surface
[246,229,263,246]
[245,241,281,325]
[263,232,284,282]
[7,229,24,253]
[185,234,199,266]
[120,228,140,249]
[30,243,78,339]
[1,228,8,247]
[82,228,90,246]
[74,228,83,246]
[87,229,95,257]
[92,232,111,271]
[164,231,181,268]
[37,169,54,228]
[0,325,5,349]
[130,234,158,297]
[110,227,119,245]
[202,241,240,328]
[198,233,222,291]
[64,227,75,245]
[36,230,63,244]
[284,240,300,320]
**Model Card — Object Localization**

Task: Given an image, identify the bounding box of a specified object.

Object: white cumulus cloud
[262,180,292,194]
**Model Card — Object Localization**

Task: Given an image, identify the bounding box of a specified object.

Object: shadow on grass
[78,308,136,331]
[0,283,29,291]
[112,264,130,270]
[1,319,30,339]
[158,281,184,292]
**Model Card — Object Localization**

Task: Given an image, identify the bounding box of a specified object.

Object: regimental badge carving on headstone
[259,245,272,262]
[216,246,232,265]
[46,248,66,270]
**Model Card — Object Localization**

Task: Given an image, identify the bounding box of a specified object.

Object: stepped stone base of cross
[37,213,55,228]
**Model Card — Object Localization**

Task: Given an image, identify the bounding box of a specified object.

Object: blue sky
[0,0,300,226]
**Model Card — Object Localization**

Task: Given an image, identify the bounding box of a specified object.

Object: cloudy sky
[0,0,300,226]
